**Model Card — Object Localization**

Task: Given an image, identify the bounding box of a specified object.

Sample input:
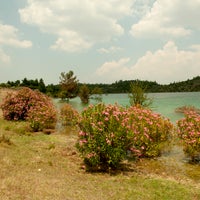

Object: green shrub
[125,106,173,158]
[1,87,57,132]
[60,104,79,126]
[76,104,174,171]
[177,111,200,162]
[129,82,152,107]
[76,103,129,171]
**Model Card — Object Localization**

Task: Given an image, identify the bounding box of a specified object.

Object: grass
[0,119,200,200]
[0,88,200,199]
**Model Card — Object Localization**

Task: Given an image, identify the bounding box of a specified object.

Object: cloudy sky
[0,0,200,85]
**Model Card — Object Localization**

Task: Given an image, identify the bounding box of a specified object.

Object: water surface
[59,92,200,122]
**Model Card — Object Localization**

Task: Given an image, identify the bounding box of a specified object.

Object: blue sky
[0,0,200,85]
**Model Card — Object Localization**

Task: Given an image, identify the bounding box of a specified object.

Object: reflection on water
[54,92,200,183]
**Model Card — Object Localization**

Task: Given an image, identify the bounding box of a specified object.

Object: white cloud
[19,0,133,52]
[132,41,200,83]
[95,58,131,83]
[190,44,200,51]
[130,0,200,38]
[95,41,200,84]
[0,22,32,63]
[96,58,130,75]
[98,46,123,54]
[50,30,92,52]
[0,23,32,48]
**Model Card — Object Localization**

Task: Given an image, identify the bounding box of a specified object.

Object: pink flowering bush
[76,103,129,171]
[1,89,31,121]
[177,111,200,162]
[125,106,173,158]
[60,104,79,126]
[76,103,174,171]
[1,87,57,132]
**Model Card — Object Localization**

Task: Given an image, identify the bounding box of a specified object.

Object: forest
[1,75,200,97]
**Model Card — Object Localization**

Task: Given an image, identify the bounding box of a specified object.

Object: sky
[0,0,200,85]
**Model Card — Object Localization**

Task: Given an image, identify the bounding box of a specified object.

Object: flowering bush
[125,106,173,158]
[60,104,79,126]
[1,87,57,132]
[1,89,31,121]
[26,94,57,132]
[76,103,174,171]
[76,103,129,171]
[177,111,200,162]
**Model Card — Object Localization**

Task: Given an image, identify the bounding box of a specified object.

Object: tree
[59,70,79,101]
[129,81,152,107]
[21,78,29,86]
[79,84,90,104]
[38,78,46,93]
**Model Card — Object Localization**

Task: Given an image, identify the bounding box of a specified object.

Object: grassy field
[0,88,200,200]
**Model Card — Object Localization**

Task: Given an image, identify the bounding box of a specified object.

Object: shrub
[60,104,79,126]
[1,87,57,132]
[125,106,173,158]
[129,82,152,107]
[1,88,31,121]
[175,105,200,114]
[177,111,200,162]
[76,103,174,171]
[79,84,90,104]
[27,95,57,132]
[76,103,129,171]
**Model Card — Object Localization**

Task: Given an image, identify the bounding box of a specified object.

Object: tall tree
[59,70,79,101]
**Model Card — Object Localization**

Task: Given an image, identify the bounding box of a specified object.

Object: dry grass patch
[0,123,200,200]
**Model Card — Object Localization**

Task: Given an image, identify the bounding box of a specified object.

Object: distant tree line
[1,75,200,99]
[0,78,47,93]
[82,76,200,93]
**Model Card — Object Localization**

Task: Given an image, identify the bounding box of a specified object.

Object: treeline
[85,76,200,93]
[1,76,200,97]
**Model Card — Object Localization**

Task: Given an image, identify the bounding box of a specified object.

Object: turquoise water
[59,92,200,123]
[102,92,200,122]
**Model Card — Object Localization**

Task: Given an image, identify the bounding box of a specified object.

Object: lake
[57,92,200,123]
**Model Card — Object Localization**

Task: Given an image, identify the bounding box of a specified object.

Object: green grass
[0,118,200,200]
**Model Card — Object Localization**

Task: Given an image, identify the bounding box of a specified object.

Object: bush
[76,103,129,171]
[177,111,200,162]
[76,103,174,171]
[1,87,57,132]
[60,104,79,126]
[129,82,152,107]
[125,106,173,158]
[1,88,31,121]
